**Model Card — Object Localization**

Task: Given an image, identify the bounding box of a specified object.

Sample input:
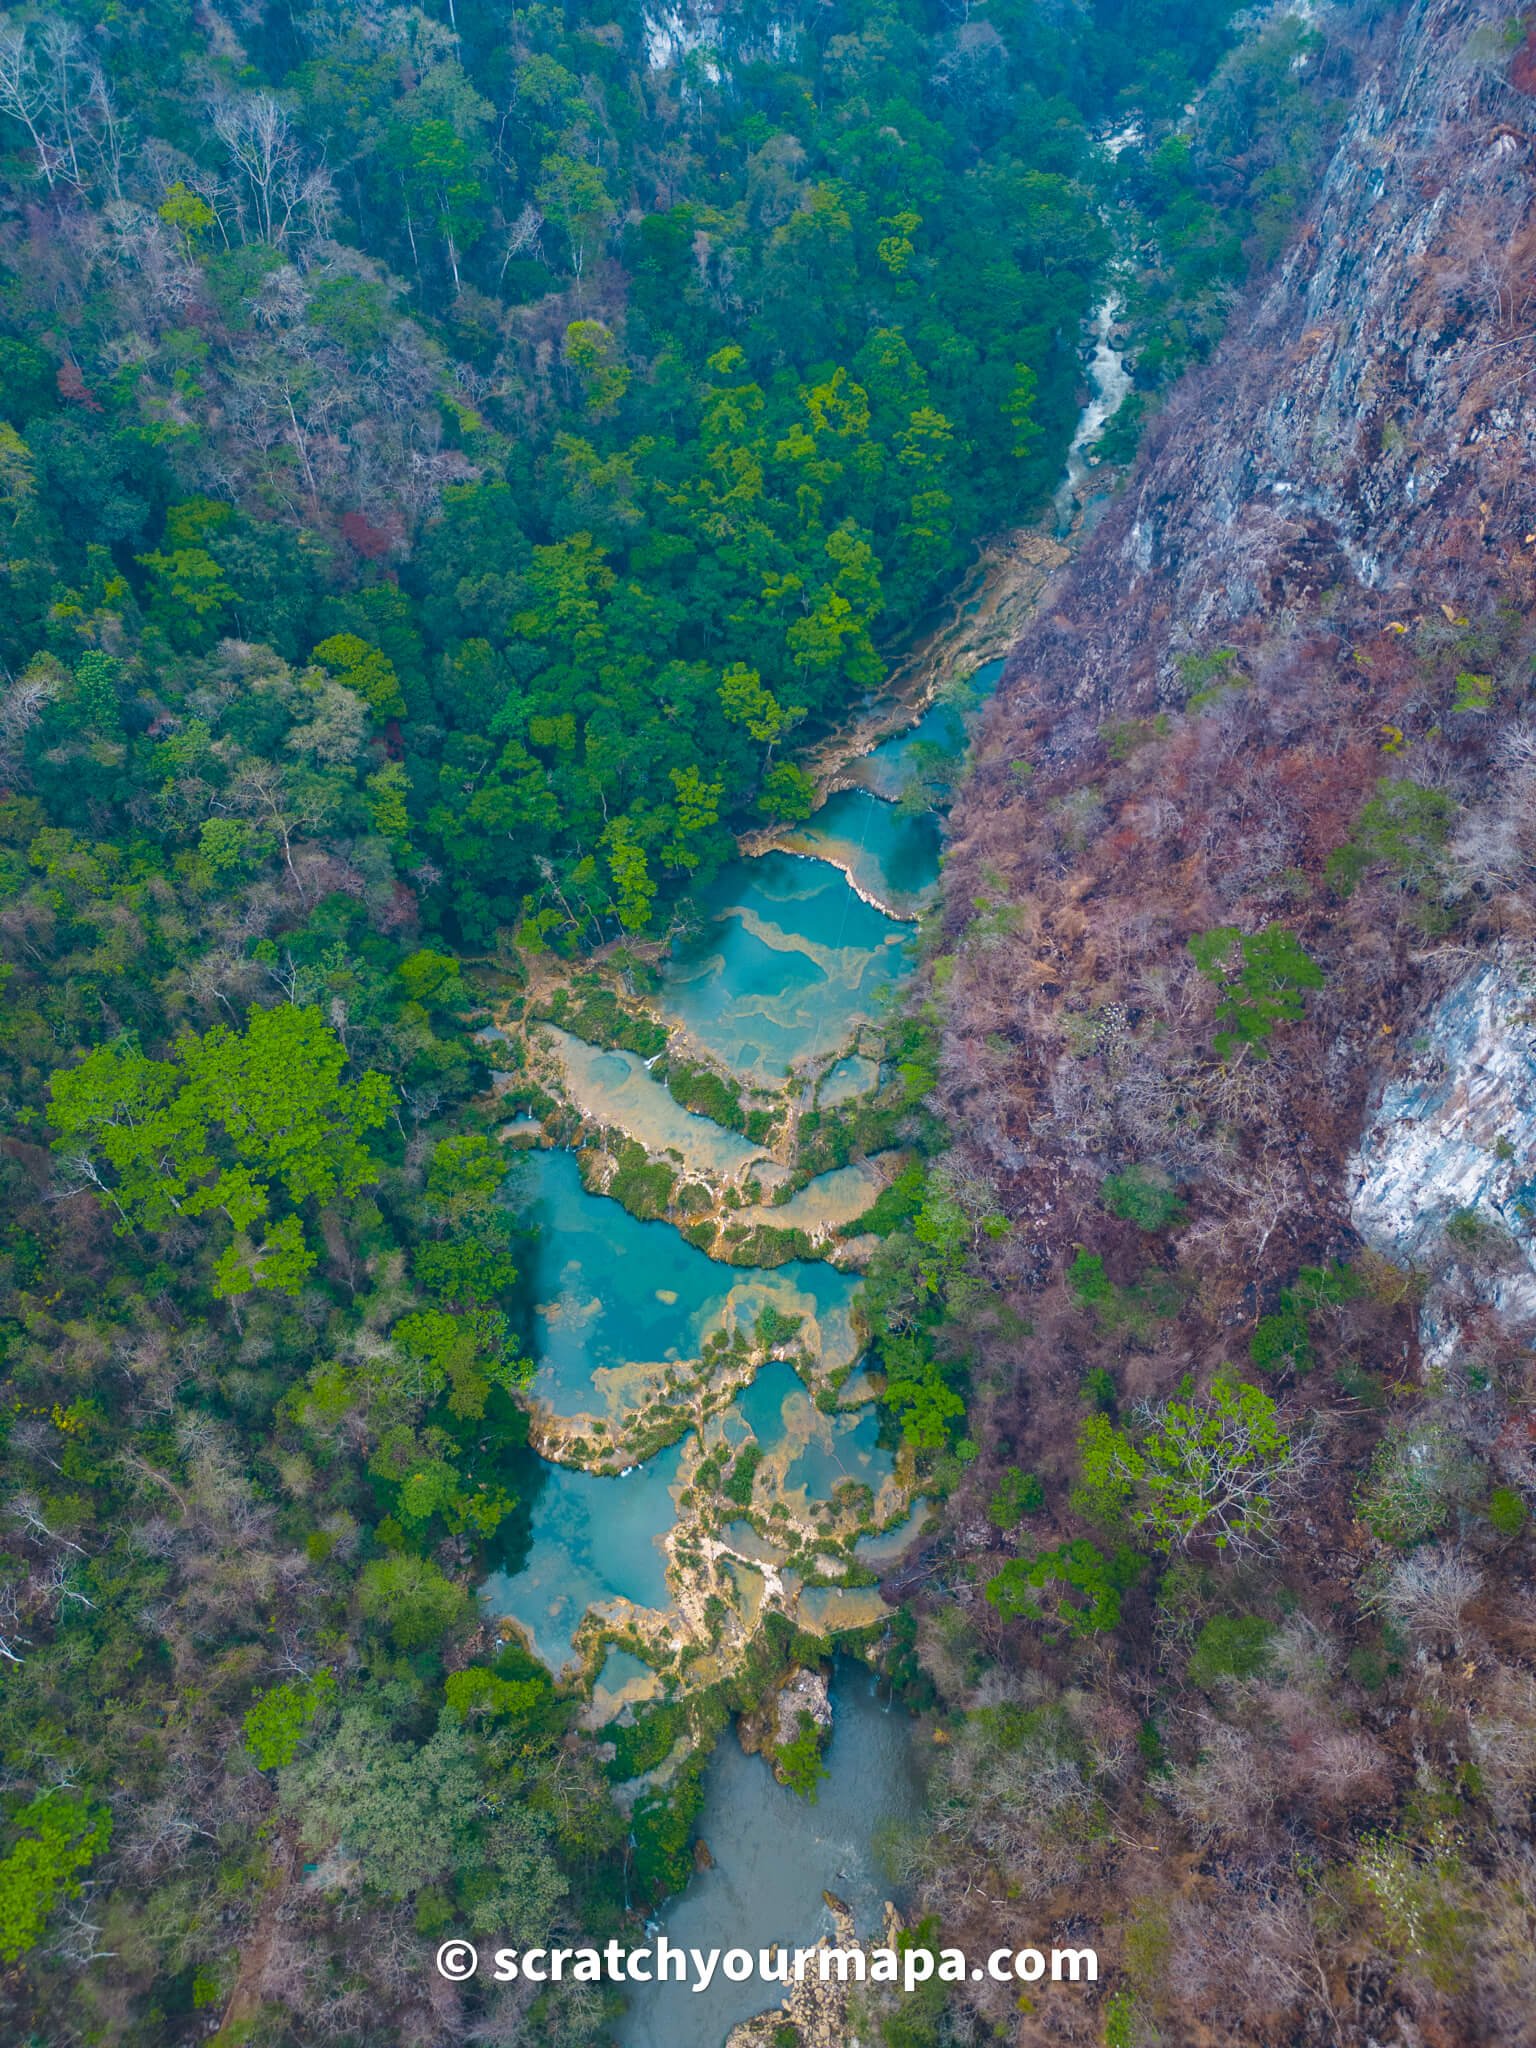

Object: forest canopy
[0,0,1266,952]
[0,2,1324,2040]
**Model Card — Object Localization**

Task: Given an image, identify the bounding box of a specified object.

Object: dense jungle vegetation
[0,1,1353,2043]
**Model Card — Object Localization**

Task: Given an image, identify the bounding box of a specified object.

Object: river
[622,1657,921,2048]
[480,661,996,2046]
[481,289,1131,2048]
[1053,291,1133,535]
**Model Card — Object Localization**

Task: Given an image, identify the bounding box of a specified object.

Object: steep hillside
[991,0,1533,716]
[945,0,1536,1264]
[907,4,1536,2043]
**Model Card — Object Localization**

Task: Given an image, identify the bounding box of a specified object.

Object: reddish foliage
[377,881,421,934]
[56,360,102,412]
[340,510,395,559]
[1511,28,1536,97]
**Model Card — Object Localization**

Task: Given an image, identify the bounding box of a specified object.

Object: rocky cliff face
[975,0,1536,742]
[1348,959,1536,1268]
[940,0,1536,1270]
[1348,959,1536,1384]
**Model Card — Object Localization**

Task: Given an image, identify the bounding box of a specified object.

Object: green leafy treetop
[1187,923,1323,1059]
[775,1712,829,1801]
[0,1792,111,1964]
[986,1538,1142,1636]
[311,633,408,720]
[243,1671,338,1770]
[1074,1371,1302,1553]
[49,1005,395,1297]
[1101,1163,1186,1231]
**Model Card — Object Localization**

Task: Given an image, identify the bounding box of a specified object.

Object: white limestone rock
[1348,961,1536,1267]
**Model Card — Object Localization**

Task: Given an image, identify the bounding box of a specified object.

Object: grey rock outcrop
[1349,961,1536,1264]
[1349,957,1536,1367]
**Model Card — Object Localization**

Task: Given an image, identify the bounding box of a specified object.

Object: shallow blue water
[776,787,943,914]
[657,851,914,1083]
[848,655,1006,803]
[819,1053,879,1105]
[714,1360,894,1504]
[723,1358,807,1443]
[784,1404,889,1501]
[481,1443,686,1673]
[521,1150,860,1425]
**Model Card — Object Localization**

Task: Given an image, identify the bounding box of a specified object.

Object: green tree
[135,544,237,648]
[49,1006,394,1292]
[391,1304,526,1416]
[604,817,656,931]
[719,663,804,751]
[0,420,34,523]
[562,319,630,418]
[1102,1164,1185,1231]
[1075,1374,1298,1553]
[1187,923,1324,1058]
[1187,1614,1274,1686]
[880,1332,965,1450]
[1003,362,1041,460]
[985,1539,1141,1636]
[178,1007,394,1206]
[759,762,817,822]
[357,1554,470,1651]
[414,1231,517,1307]
[662,764,723,871]
[158,179,217,253]
[283,1705,564,1937]
[1249,1262,1358,1376]
[988,1467,1045,1527]
[1067,1249,1182,1340]
[1325,778,1457,900]
[312,632,407,720]
[244,1671,338,1769]
[0,1793,111,1964]
[424,1133,505,1224]
[213,1210,317,1299]
[535,155,616,277]
[775,1713,828,1801]
[366,760,413,848]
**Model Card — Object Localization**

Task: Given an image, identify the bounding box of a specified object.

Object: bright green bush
[722,1443,763,1506]
[985,1539,1142,1635]
[1488,1486,1528,1537]
[1187,923,1324,1059]
[243,1670,337,1769]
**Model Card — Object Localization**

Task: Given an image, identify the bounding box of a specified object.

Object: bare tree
[212,93,332,246]
[1369,1542,1484,1645]
[0,23,59,186]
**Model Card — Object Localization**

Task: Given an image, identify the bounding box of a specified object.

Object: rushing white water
[1053,290,1133,534]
